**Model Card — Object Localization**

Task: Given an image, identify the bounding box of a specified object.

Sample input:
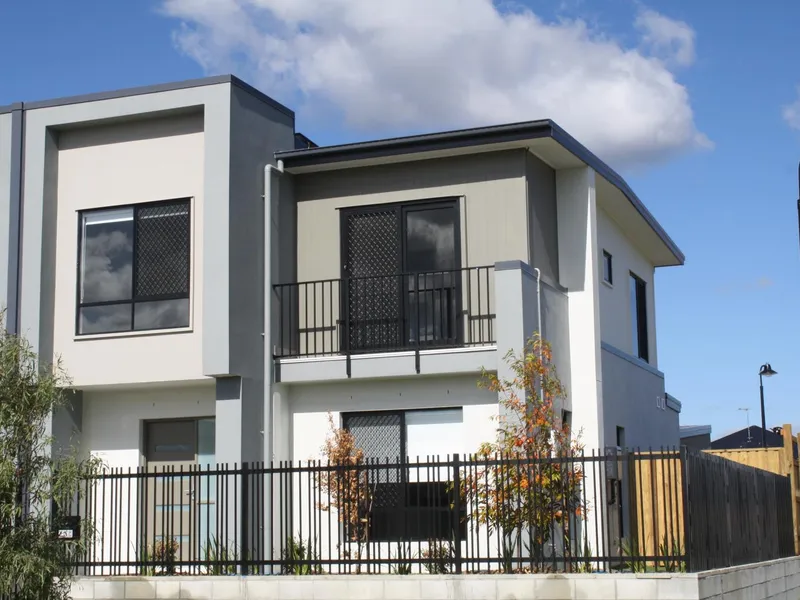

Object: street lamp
[759,363,778,448]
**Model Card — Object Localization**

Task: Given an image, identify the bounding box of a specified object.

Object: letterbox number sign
[54,515,81,541]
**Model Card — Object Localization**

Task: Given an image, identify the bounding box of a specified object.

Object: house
[680,424,712,450]
[711,425,799,457]
[0,75,683,566]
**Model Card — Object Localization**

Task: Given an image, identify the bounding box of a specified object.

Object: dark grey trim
[601,341,665,379]
[680,424,710,437]
[665,393,682,413]
[277,119,553,168]
[17,75,294,118]
[0,102,23,115]
[277,118,684,265]
[6,106,22,334]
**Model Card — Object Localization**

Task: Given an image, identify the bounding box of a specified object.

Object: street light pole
[758,363,778,448]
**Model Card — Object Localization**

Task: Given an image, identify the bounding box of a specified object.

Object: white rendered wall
[596,206,658,367]
[52,114,206,387]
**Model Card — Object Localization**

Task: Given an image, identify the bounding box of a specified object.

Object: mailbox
[53,515,81,541]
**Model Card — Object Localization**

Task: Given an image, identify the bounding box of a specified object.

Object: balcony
[272,266,495,378]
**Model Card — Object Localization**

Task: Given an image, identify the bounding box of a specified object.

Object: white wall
[52,113,206,387]
[82,382,215,468]
[289,375,497,462]
[596,207,658,367]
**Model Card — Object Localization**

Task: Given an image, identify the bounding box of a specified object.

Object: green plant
[153,538,180,575]
[620,538,646,573]
[656,535,686,573]
[282,536,321,575]
[203,536,238,575]
[0,313,102,600]
[421,540,454,574]
[459,335,587,574]
[390,543,413,574]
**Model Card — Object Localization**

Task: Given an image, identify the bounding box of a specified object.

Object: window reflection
[81,208,134,304]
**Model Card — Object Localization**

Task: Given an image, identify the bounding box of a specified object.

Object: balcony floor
[274,344,497,383]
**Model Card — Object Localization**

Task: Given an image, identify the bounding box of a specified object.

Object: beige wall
[596,206,658,367]
[52,113,207,387]
[294,150,528,283]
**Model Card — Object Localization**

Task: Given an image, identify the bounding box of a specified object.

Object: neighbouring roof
[275,119,685,266]
[710,426,799,458]
[680,425,712,438]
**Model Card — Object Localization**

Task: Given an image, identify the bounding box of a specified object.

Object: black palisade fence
[59,449,793,576]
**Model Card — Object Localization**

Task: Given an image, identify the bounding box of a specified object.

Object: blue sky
[2,0,799,439]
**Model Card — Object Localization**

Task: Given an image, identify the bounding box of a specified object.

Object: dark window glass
[602,250,613,284]
[77,199,191,334]
[616,426,626,449]
[342,411,465,542]
[630,273,649,362]
[405,207,457,272]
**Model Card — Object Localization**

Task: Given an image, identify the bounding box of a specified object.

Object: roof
[0,74,294,118]
[680,425,712,438]
[710,426,799,457]
[276,119,684,265]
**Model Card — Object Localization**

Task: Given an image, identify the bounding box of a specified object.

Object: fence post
[679,447,691,572]
[344,278,352,378]
[241,462,250,576]
[452,454,463,574]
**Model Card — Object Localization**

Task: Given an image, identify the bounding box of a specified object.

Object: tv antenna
[738,408,752,442]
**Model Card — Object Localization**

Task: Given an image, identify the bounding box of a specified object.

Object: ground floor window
[342,409,466,542]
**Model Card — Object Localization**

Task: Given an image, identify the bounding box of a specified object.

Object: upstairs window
[629,272,648,362]
[77,199,191,335]
[602,250,613,285]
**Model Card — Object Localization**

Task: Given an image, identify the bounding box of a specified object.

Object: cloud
[160,0,710,166]
[782,87,800,130]
[635,8,695,67]
[715,277,774,295]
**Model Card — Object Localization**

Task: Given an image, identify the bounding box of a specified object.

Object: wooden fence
[705,423,800,553]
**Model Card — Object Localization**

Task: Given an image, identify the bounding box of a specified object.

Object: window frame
[629,272,649,363]
[75,197,192,336]
[602,250,613,285]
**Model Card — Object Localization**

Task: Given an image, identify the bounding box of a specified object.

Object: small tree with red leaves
[460,334,587,572]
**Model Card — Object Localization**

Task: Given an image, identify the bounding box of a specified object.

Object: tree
[460,334,587,572]
[0,315,99,600]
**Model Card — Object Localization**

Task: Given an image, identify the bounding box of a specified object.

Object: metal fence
[272,266,495,363]
[62,449,794,576]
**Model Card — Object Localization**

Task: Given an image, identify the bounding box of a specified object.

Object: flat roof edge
[0,102,23,115]
[13,74,294,118]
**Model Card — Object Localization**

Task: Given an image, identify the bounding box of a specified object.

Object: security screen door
[341,200,461,353]
[143,419,215,567]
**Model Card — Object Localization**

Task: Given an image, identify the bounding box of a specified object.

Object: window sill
[602,280,613,289]
[74,326,193,342]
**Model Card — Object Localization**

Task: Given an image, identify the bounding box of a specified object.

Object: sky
[1,0,799,440]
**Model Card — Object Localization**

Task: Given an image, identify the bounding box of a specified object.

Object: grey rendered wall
[681,433,711,451]
[539,280,571,409]
[227,85,295,464]
[600,344,679,449]
[525,152,559,283]
[293,150,528,283]
[0,110,16,327]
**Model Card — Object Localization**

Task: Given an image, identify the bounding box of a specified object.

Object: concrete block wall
[69,556,800,600]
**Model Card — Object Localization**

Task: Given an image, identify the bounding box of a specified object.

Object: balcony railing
[272,266,495,362]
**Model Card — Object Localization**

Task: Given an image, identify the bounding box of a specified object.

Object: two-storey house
[0,75,682,566]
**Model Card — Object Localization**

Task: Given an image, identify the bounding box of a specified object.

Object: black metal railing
[62,449,794,576]
[273,266,495,360]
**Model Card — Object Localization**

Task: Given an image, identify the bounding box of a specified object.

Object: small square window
[602,250,613,285]
[77,199,191,335]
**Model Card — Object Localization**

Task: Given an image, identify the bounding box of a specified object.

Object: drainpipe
[263,160,284,465]
[532,267,544,404]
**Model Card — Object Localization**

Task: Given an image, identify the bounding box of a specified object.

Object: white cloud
[160,0,710,166]
[783,87,800,130]
[635,8,695,67]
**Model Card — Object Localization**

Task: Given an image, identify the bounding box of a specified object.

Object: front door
[143,418,215,571]
[341,200,461,353]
